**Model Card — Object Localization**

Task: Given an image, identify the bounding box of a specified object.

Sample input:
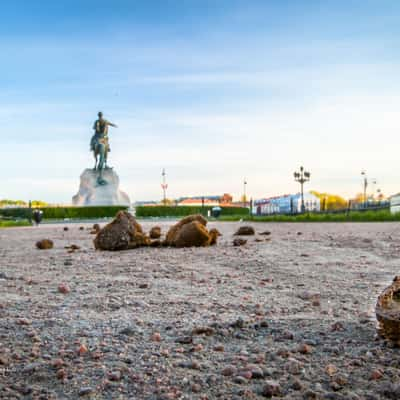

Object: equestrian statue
[90,111,118,185]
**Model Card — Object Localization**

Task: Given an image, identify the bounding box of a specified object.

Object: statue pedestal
[72,168,131,206]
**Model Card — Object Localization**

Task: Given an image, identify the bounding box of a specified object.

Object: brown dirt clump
[173,221,211,248]
[163,215,221,247]
[93,211,149,251]
[376,276,400,344]
[234,226,255,235]
[149,226,161,239]
[209,228,222,245]
[165,214,207,245]
[36,239,54,249]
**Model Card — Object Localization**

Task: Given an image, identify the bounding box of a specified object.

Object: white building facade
[253,192,320,215]
[390,194,400,214]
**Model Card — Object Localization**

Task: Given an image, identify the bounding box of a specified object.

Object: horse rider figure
[90,111,117,170]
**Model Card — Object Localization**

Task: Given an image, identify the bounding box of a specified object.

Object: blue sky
[1,0,399,202]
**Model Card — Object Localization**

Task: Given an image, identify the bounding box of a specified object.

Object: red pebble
[78,344,88,355]
[58,283,70,294]
[370,369,383,380]
[151,332,162,342]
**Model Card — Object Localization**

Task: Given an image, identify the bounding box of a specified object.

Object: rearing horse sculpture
[93,139,109,169]
[90,112,117,185]
[93,139,108,185]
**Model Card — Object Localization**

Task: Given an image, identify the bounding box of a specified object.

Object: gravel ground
[1,221,400,400]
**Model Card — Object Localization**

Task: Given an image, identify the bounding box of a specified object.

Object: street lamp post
[371,179,377,202]
[161,168,168,206]
[376,188,382,206]
[243,178,247,208]
[294,166,311,213]
[322,195,328,212]
[361,170,368,208]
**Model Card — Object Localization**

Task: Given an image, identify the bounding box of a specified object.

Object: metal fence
[251,201,390,217]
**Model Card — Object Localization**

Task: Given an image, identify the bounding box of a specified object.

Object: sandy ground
[1,221,400,400]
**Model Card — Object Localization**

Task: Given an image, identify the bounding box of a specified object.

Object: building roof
[178,198,220,205]
[134,201,158,206]
[177,195,224,201]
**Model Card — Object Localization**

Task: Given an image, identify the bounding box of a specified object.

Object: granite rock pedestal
[72,169,130,206]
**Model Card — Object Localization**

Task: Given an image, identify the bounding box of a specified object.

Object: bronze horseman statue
[72,111,130,205]
[90,112,118,185]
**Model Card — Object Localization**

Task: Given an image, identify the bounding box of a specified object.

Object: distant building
[178,198,221,207]
[231,201,251,208]
[134,201,159,207]
[390,193,400,214]
[252,192,320,215]
[135,194,238,208]
[177,193,234,207]
[220,193,233,204]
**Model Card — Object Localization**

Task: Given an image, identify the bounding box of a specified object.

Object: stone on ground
[36,239,54,250]
[233,238,247,246]
[234,226,255,235]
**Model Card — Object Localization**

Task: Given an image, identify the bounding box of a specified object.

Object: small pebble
[78,387,93,396]
[325,364,338,376]
[221,365,237,376]
[108,370,121,381]
[151,332,162,342]
[262,380,281,397]
[58,283,70,294]
[370,369,383,380]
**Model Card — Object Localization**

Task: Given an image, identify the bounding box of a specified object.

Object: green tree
[0,199,27,207]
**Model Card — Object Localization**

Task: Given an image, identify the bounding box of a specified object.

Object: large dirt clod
[164,214,220,247]
[376,276,400,344]
[165,214,207,246]
[173,221,211,247]
[94,211,149,251]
